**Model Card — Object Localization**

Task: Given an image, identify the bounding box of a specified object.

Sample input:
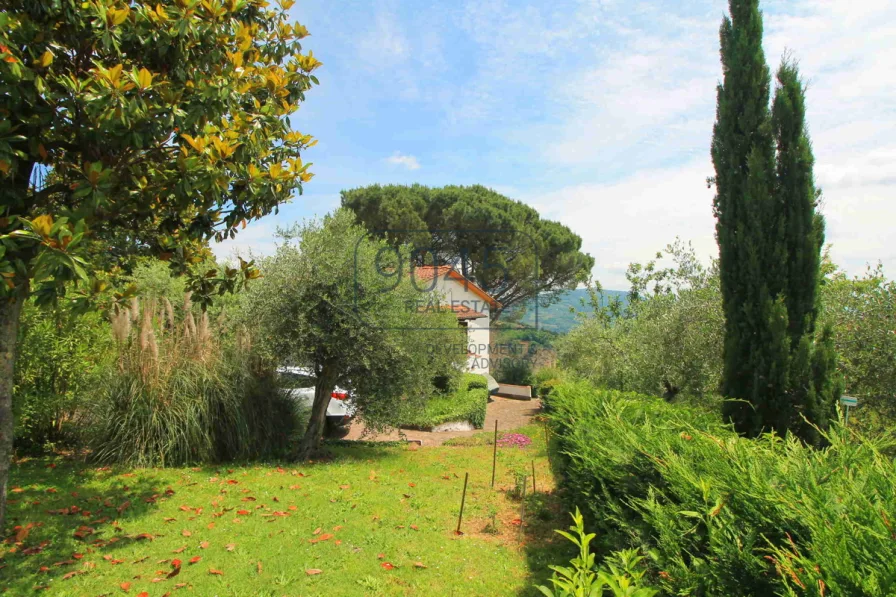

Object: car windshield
[279,371,315,389]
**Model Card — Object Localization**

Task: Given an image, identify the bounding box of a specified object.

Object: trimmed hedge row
[546,380,896,596]
[402,374,489,430]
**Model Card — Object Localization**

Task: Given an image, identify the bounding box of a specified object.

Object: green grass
[3,428,566,596]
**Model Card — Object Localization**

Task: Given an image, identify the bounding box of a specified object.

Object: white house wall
[428,276,491,375]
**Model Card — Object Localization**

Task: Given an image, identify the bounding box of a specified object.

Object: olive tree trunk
[0,292,24,532]
[295,365,337,460]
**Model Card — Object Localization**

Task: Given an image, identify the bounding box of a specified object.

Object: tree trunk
[295,365,336,460]
[0,292,24,533]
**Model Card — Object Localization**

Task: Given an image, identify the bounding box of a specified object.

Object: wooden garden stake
[490,419,498,489]
[518,476,527,542]
[456,472,469,535]
[531,459,537,493]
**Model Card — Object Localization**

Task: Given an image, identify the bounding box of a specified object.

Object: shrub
[496,357,534,386]
[86,296,299,467]
[463,373,489,390]
[533,366,565,398]
[13,302,114,452]
[401,385,489,430]
[547,380,896,596]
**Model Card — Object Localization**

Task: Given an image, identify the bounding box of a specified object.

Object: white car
[277,367,355,437]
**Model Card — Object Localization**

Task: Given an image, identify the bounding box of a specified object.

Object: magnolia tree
[243,210,467,458]
[0,0,319,529]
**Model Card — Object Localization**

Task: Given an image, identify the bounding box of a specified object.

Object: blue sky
[215,0,896,289]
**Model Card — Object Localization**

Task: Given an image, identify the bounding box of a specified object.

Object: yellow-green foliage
[402,374,489,429]
[548,380,896,596]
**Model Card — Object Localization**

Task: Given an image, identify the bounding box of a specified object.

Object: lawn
[1,425,566,596]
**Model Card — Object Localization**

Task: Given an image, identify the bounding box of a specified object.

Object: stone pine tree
[711,0,840,443]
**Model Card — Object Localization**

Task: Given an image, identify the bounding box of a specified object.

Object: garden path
[344,395,543,446]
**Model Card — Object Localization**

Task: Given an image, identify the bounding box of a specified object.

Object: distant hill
[514,288,628,334]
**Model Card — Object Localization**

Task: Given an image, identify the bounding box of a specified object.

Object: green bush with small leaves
[463,372,489,390]
[400,375,489,430]
[546,380,896,596]
[533,366,565,398]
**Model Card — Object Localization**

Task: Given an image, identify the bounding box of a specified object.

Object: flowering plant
[497,433,532,448]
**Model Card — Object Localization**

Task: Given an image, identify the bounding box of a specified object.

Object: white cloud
[385,151,421,170]
[357,8,409,70]
[209,221,281,263]
[525,158,717,289]
[517,0,896,285]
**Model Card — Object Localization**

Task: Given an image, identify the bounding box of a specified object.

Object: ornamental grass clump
[87,294,299,467]
[546,379,896,596]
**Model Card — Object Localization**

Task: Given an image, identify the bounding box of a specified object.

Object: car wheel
[325,419,351,439]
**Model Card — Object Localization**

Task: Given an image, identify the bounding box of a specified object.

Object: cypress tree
[712,0,840,442]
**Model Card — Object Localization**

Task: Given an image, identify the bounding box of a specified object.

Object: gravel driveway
[343,396,543,446]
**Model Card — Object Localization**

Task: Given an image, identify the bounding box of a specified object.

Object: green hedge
[463,372,489,390]
[402,374,489,429]
[547,380,896,596]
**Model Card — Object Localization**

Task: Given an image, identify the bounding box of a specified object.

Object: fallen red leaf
[305,568,322,575]
[172,546,186,554]
[381,562,395,570]
[181,530,192,537]
[208,568,224,576]
[200,541,209,549]
[312,527,321,535]
[189,556,201,564]
[120,581,131,591]
[171,559,182,568]
[137,593,149,597]
[413,562,428,568]
[237,509,250,515]
[309,533,333,544]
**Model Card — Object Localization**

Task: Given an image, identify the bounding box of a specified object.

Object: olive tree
[243,210,467,458]
[559,240,724,401]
